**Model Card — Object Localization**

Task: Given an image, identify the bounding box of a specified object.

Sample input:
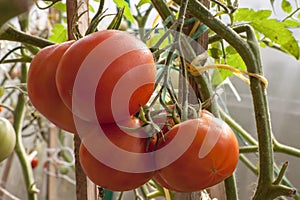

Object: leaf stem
[239,154,258,175]
[175,0,189,122]
[0,25,54,47]
[273,139,300,157]
[273,162,289,185]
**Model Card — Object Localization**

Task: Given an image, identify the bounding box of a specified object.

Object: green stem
[224,174,238,199]
[273,139,300,157]
[219,108,258,145]
[0,25,54,47]
[175,0,189,122]
[239,154,258,175]
[147,190,164,199]
[239,145,258,153]
[273,162,289,185]
[282,7,300,21]
[14,64,38,200]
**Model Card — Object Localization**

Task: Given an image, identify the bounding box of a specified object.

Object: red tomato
[56,30,156,123]
[154,111,239,192]
[31,157,39,169]
[152,173,177,191]
[79,117,155,191]
[27,41,77,133]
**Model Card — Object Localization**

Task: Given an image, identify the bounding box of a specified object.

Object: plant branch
[14,64,38,200]
[239,154,258,175]
[273,139,300,157]
[239,145,258,153]
[0,25,54,48]
[219,108,258,145]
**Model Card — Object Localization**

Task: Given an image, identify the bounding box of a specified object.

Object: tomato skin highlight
[27,41,77,133]
[79,117,155,191]
[56,30,156,123]
[0,117,16,163]
[154,111,239,192]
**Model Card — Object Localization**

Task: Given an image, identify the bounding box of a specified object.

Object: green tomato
[0,117,16,163]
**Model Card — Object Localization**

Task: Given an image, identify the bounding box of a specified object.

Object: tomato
[152,173,177,191]
[0,117,16,163]
[79,117,155,191]
[31,157,39,169]
[154,111,239,192]
[27,41,77,133]
[56,30,156,123]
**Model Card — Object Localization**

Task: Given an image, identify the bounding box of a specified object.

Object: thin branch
[0,25,54,47]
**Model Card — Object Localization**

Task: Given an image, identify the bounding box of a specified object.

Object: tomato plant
[79,117,155,191]
[27,41,77,133]
[56,30,156,123]
[0,117,16,163]
[153,110,239,192]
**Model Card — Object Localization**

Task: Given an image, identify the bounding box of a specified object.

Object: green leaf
[234,8,271,22]
[89,4,95,13]
[208,48,222,60]
[113,0,135,23]
[235,8,300,59]
[211,46,246,86]
[251,19,299,59]
[212,69,232,86]
[48,24,67,43]
[281,0,293,13]
[137,0,151,7]
[226,51,247,71]
[52,1,66,12]
[283,19,300,28]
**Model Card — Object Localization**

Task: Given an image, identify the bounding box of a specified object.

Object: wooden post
[47,127,58,200]
[65,1,97,199]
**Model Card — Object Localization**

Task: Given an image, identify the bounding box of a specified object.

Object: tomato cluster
[27,30,156,133]
[27,30,239,192]
[27,30,157,190]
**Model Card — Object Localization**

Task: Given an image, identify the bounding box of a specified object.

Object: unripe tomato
[27,41,77,133]
[79,117,155,191]
[0,117,16,163]
[56,30,156,123]
[154,111,239,192]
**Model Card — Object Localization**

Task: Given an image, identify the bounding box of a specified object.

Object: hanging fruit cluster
[27,29,239,192]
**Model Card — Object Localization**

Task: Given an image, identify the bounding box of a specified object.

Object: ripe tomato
[79,117,155,191]
[31,157,39,169]
[56,30,156,123]
[27,41,77,133]
[0,117,16,163]
[154,111,239,192]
